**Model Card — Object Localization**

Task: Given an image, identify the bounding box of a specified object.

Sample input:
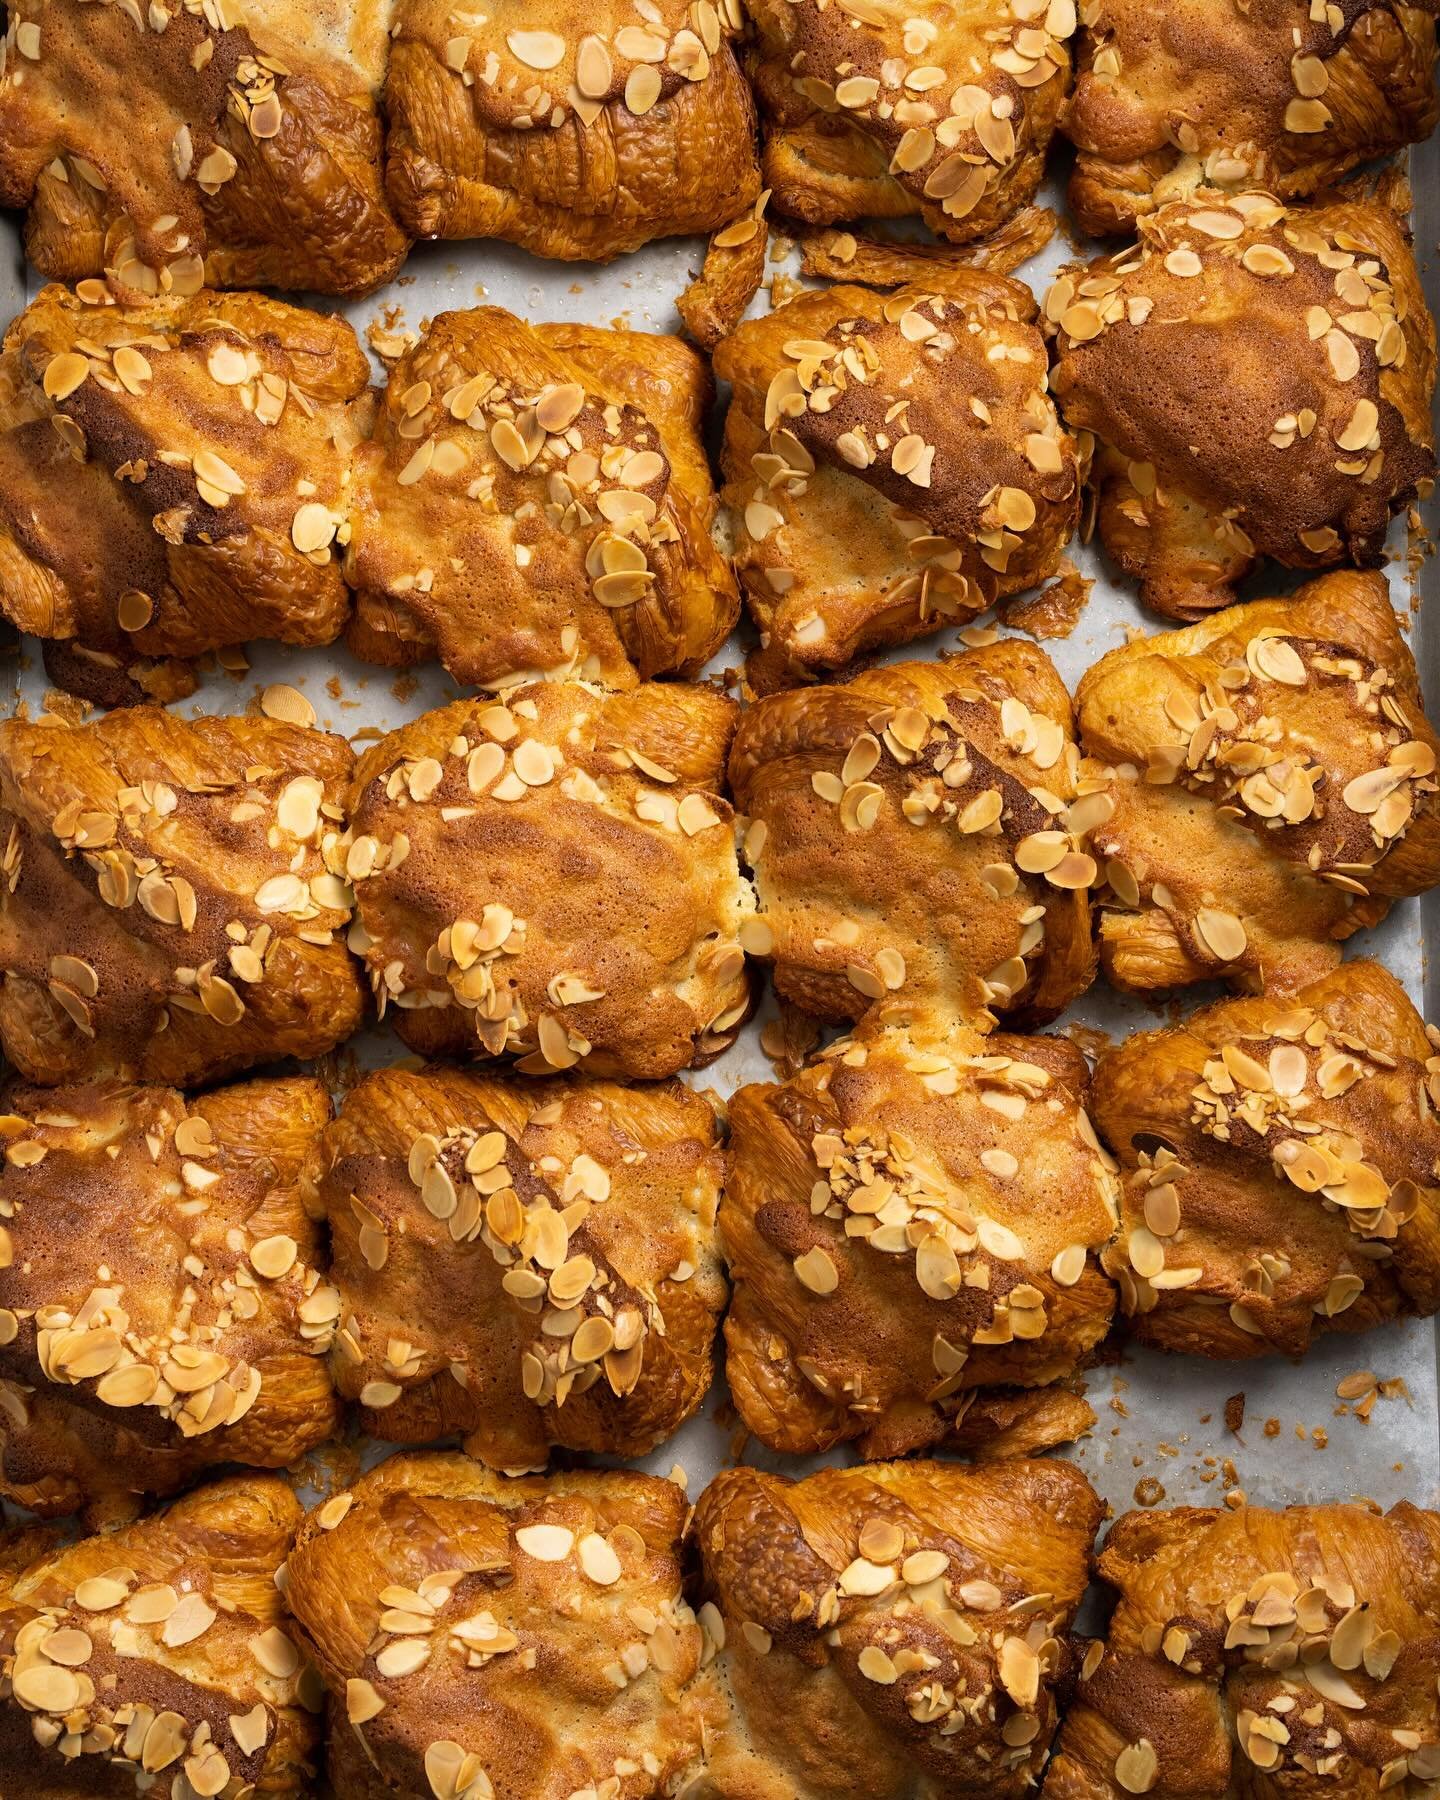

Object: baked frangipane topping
[306,1064,725,1474]
[728,646,1099,1032]
[0,0,408,296]
[382,0,760,258]
[1043,1499,1440,1799]
[723,1019,1118,1459]
[285,1453,703,1800]
[0,1075,340,1521]
[1063,0,1440,236]
[1091,960,1440,1360]
[344,681,754,1080]
[686,1459,1103,1799]
[0,1474,316,1796]
[345,308,739,691]
[0,282,372,705]
[0,706,364,1087]
[746,0,1073,244]
[1047,192,1436,619]
[1079,572,1440,995]
[713,275,1080,691]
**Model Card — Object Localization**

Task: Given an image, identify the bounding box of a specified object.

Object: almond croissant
[728,646,1099,1033]
[714,275,1080,692]
[285,1451,704,1800]
[305,1063,725,1473]
[1047,192,1436,619]
[0,0,408,297]
[1092,959,1440,1360]
[1044,1498,1440,1798]
[0,1074,340,1525]
[745,0,1074,246]
[0,705,365,1087]
[686,1457,1104,1799]
[723,1018,1117,1458]
[345,307,738,692]
[0,1472,317,1796]
[1063,0,1440,237]
[382,0,761,259]
[0,281,373,706]
[1079,571,1440,997]
[344,681,756,1079]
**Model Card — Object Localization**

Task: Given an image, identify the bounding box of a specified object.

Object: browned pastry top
[1048,192,1436,618]
[0,282,373,701]
[714,275,1080,690]
[1044,1498,1440,1798]
[729,645,1098,1032]
[687,1457,1104,1800]
[345,307,738,691]
[746,0,1073,245]
[0,1472,316,1796]
[1079,571,1440,994]
[1064,0,1440,235]
[383,0,760,257]
[286,1451,704,1800]
[1092,959,1440,1359]
[0,1074,339,1522]
[344,680,756,1080]
[0,704,365,1087]
[306,1063,725,1473]
[0,0,408,295]
[722,1018,1117,1459]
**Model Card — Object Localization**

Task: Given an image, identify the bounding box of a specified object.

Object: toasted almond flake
[576,34,612,97]
[1194,907,1247,962]
[250,1234,298,1279]
[625,64,662,114]
[260,683,315,727]
[1115,1740,1159,1793]
[578,1534,623,1586]
[347,1677,385,1723]
[43,352,90,400]
[516,1523,574,1562]
[793,1245,839,1295]
[507,28,564,68]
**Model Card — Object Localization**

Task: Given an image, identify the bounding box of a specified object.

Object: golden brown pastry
[1078,572,1440,996]
[0,0,408,296]
[1064,0,1440,237]
[686,1457,1104,1799]
[676,200,770,352]
[344,681,756,1079]
[1048,191,1437,620]
[305,1063,725,1473]
[1092,959,1440,1360]
[1044,1498,1440,1798]
[285,1450,704,1800]
[0,282,373,707]
[723,1018,1117,1458]
[382,0,761,259]
[345,307,739,691]
[0,705,365,1087]
[0,1473,317,1796]
[714,276,1081,691]
[746,0,1073,246]
[728,646,1099,1033]
[0,1075,340,1523]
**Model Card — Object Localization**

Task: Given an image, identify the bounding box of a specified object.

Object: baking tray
[1,139,1437,1535]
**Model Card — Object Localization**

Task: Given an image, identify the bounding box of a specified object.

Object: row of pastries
[1,946,1437,1517]
[0,0,1435,290]
[2,567,1437,1089]
[4,1447,1440,1797]
[0,179,1433,703]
